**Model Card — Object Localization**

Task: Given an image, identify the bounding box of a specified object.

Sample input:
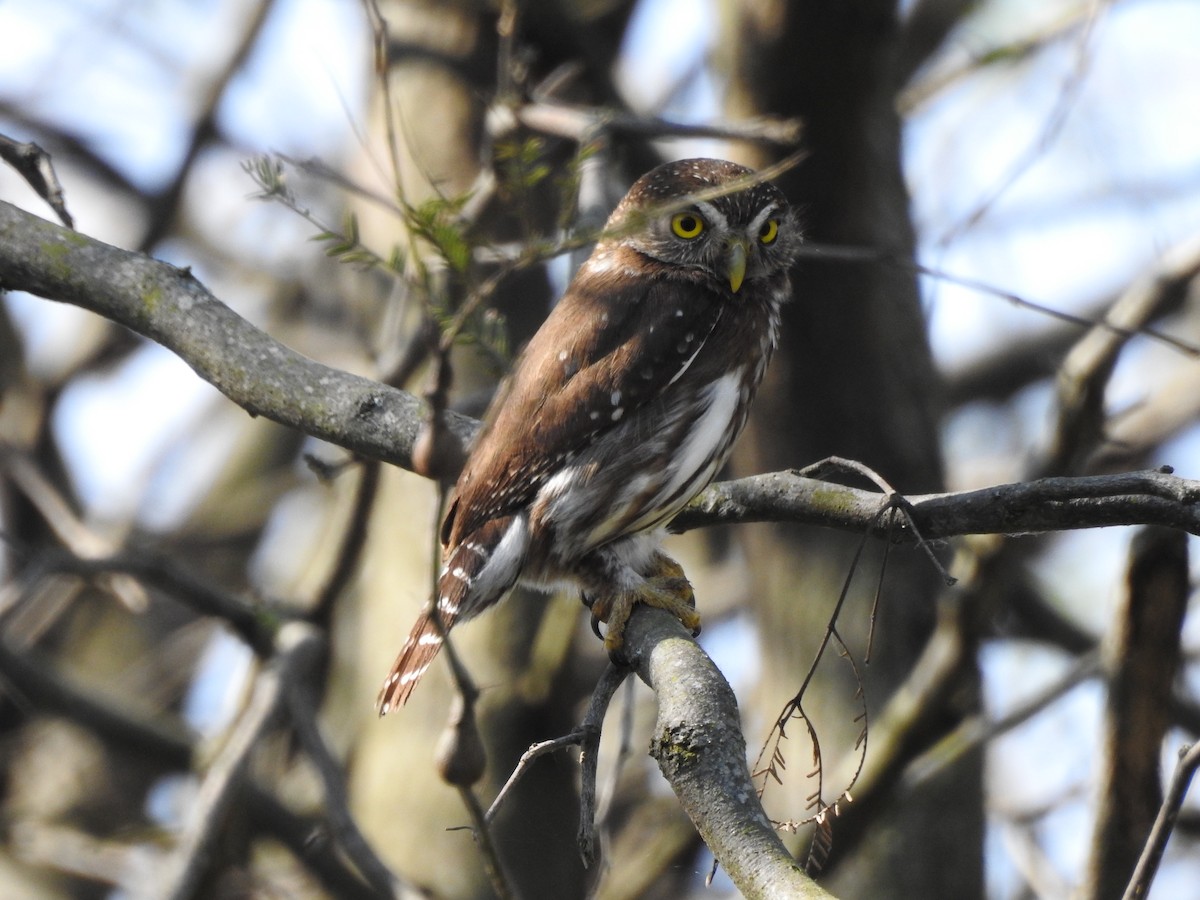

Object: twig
[1046,233,1200,474]
[486,732,588,823]
[482,662,629,868]
[936,1,1104,245]
[0,637,195,767]
[514,101,803,147]
[1086,527,1190,898]
[30,549,280,657]
[751,504,877,869]
[594,674,637,828]
[456,787,517,900]
[0,133,73,227]
[137,0,277,252]
[310,459,381,629]
[899,4,1095,114]
[286,648,404,898]
[910,258,1200,360]
[797,456,955,585]
[902,650,1103,792]
[794,240,1200,360]
[577,664,630,867]
[1123,740,1200,899]
[153,622,319,900]
[1,449,148,613]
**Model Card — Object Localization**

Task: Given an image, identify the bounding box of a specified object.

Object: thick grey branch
[624,607,836,900]
[0,200,475,470]
[672,468,1200,539]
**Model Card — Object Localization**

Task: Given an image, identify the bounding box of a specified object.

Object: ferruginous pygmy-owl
[377,158,800,714]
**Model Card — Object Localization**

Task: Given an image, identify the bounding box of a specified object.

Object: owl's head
[609,158,801,294]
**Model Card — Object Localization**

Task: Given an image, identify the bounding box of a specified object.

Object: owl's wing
[442,265,725,549]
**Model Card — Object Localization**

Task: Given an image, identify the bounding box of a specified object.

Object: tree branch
[0,200,476,471]
[672,467,1200,538]
[623,607,836,899]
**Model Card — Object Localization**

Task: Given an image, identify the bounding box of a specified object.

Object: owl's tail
[376,515,526,715]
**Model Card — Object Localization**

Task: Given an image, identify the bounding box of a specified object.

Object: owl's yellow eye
[671,212,705,240]
[758,218,779,245]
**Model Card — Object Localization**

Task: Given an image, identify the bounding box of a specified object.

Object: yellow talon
[588,553,701,659]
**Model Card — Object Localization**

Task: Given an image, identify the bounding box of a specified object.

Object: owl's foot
[588,553,701,661]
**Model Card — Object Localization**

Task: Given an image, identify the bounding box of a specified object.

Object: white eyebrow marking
[747,202,781,239]
[694,199,728,231]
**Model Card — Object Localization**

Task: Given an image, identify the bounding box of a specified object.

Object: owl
[378,158,800,714]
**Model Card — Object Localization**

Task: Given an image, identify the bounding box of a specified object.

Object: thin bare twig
[797,455,956,586]
[1122,741,1200,900]
[286,658,403,898]
[0,133,73,227]
[937,1,1104,245]
[481,661,630,868]
[577,664,630,867]
[1046,234,1200,474]
[1085,528,1190,898]
[153,622,318,900]
[28,549,280,657]
[456,787,516,900]
[514,101,803,148]
[1,449,148,613]
[902,650,1103,792]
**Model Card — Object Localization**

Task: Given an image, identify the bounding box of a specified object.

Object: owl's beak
[725,239,748,293]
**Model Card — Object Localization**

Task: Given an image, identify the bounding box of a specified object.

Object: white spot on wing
[586,253,616,274]
[540,467,581,500]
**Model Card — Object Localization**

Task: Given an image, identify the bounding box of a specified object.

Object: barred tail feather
[376,610,452,714]
[376,515,527,715]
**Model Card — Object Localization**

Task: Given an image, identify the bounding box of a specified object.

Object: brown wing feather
[443,252,724,549]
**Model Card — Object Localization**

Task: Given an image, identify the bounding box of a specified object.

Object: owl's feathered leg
[377,515,528,714]
[586,551,701,658]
